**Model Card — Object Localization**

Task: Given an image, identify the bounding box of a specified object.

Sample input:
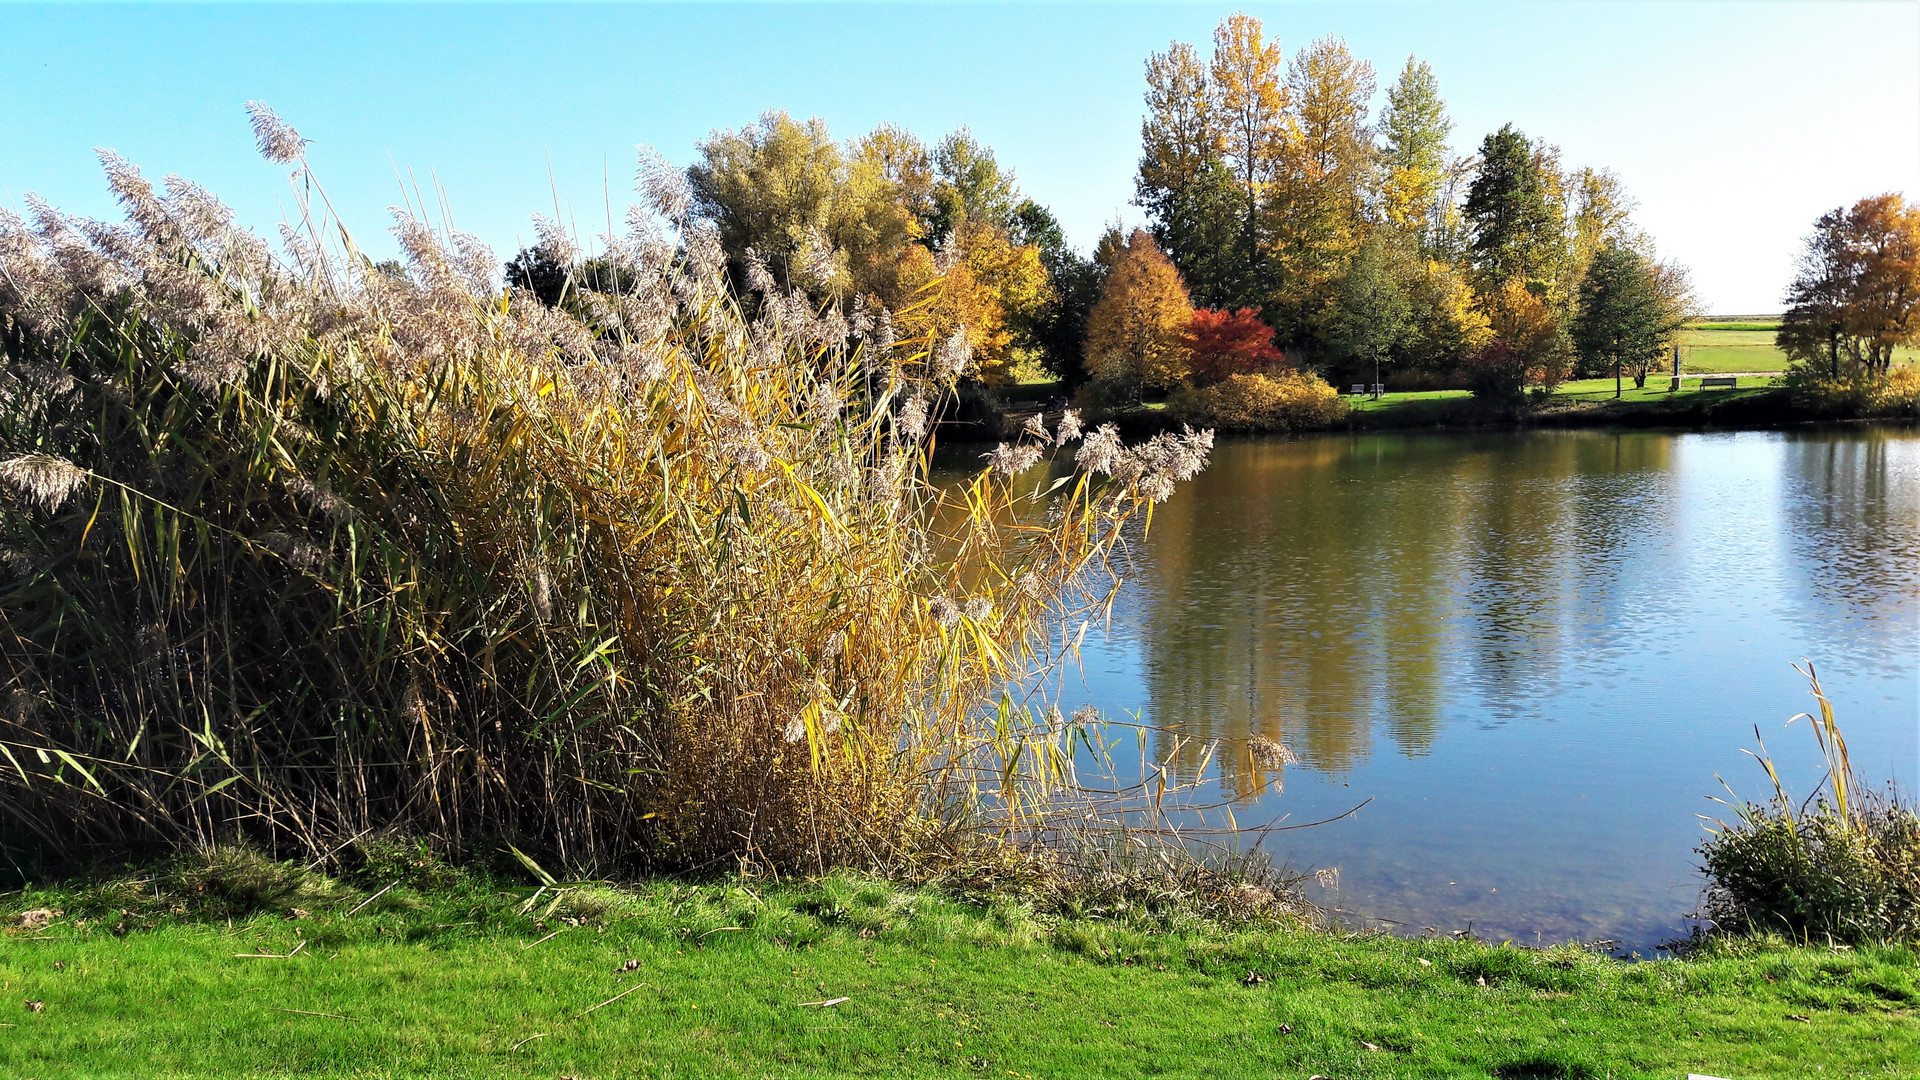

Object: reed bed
[0,107,1214,875]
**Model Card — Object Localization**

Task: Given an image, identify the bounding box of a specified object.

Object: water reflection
[1141,433,1680,780]
[1075,428,1919,948]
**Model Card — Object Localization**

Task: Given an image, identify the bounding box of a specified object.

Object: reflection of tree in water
[1778,432,1920,665]
[1137,431,1673,790]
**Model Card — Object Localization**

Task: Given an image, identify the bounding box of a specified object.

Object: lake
[1050,427,1918,952]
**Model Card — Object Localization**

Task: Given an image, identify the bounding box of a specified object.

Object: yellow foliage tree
[891,216,1050,385]
[1407,258,1493,367]
[1084,229,1194,390]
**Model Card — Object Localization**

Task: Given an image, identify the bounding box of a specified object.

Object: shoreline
[950,383,1917,442]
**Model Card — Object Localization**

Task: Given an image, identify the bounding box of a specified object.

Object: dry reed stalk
[0,105,1216,876]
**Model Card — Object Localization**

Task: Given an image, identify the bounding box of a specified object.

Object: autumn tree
[928,128,1021,244]
[893,216,1050,385]
[1573,243,1679,394]
[1567,167,1641,286]
[1136,40,1247,307]
[1210,14,1291,292]
[1084,229,1194,391]
[1185,307,1286,383]
[1403,258,1493,373]
[1469,280,1569,398]
[1377,56,1453,247]
[1463,124,1564,293]
[689,111,854,295]
[1778,194,1920,378]
[1265,36,1376,342]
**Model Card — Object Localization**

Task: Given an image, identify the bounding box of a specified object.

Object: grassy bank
[1346,377,1801,431]
[5,868,1916,1079]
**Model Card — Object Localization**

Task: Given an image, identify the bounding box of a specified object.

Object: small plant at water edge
[1698,663,1920,944]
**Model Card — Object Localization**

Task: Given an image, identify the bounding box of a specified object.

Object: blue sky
[4,2,1916,312]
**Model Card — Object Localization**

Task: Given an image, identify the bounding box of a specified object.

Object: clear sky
[5,2,1916,313]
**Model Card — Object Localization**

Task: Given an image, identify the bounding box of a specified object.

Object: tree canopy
[1778,194,1920,378]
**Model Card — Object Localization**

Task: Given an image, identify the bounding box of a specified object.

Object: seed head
[935,329,970,379]
[985,442,1042,478]
[636,144,691,222]
[1054,408,1083,446]
[928,595,960,629]
[1248,736,1299,770]
[245,102,308,165]
[0,454,88,513]
[897,394,928,441]
[1074,423,1124,477]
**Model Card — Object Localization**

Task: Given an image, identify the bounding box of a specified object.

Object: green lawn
[5,872,1917,1078]
[1343,376,1779,418]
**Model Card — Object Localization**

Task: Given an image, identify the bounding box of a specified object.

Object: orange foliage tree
[1184,307,1285,383]
[1084,229,1194,390]
[1779,193,1920,379]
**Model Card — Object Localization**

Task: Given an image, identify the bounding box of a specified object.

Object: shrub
[1781,365,1920,418]
[1699,664,1920,943]
[1168,372,1348,432]
[1699,799,1920,943]
[0,109,1212,875]
[1873,367,1920,415]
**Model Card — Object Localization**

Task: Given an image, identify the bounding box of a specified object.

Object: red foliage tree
[1184,307,1287,384]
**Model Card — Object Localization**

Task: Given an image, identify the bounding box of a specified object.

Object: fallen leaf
[1787,1013,1811,1023]
[617,958,641,972]
[1360,1040,1382,1051]
[1276,1023,1294,1035]
[1475,975,1487,986]
[15,910,54,930]
[1241,971,1265,986]
[24,1001,43,1013]
[1417,958,1432,967]
[287,908,311,920]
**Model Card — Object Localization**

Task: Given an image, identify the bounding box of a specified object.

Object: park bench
[1351,384,1366,394]
[1699,376,1737,388]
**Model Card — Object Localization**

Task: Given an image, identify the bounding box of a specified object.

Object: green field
[1679,318,1918,373]
[1680,319,1788,374]
[5,872,1916,1079]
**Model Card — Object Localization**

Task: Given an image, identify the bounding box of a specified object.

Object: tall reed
[0,107,1213,874]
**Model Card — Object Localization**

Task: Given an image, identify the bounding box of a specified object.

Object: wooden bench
[1351,384,1367,395]
[1699,376,1738,388]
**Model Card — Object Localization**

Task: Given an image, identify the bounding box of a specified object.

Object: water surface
[1058,428,1918,950]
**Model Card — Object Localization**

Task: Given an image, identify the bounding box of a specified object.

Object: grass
[4,869,1917,1079]
[1677,320,1918,374]
[1343,377,1778,416]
